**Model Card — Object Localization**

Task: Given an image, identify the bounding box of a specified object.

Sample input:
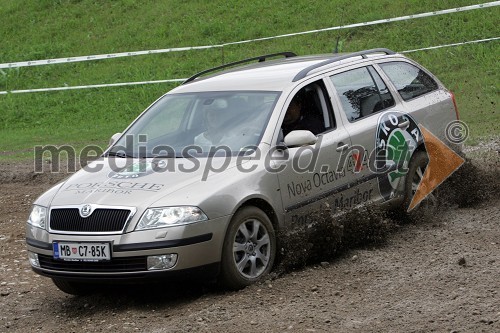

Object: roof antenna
[333,36,341,54]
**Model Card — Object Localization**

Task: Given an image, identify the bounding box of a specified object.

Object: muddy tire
[219,206,276,290]
[403,150,438,213]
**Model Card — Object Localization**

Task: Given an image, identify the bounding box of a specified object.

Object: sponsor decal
[58,161,167,195]
[107,160,157,179]
[64,181,165,195]
[376,111,422,201]
[332,187,374,211]
[287,170,346,198]
[408,125,464,211]
[289,182,376,227]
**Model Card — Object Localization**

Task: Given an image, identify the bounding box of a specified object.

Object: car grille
[38,254,147,272]
[50,208,132,233]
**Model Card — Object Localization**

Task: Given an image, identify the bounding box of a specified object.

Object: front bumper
[26,215,230,281]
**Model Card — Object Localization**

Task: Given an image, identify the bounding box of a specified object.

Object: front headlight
[136,206,208,231]
[27,205,47,229]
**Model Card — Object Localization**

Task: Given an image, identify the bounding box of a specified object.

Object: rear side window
[330,66,395,122]
[379,62,438,101]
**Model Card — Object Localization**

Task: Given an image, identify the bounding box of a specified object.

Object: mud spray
[275,156,500,275]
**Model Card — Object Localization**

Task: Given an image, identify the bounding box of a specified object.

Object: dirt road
[0,148,498,333]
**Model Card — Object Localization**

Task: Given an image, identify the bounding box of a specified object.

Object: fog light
[147,254,178,270]
[28,252,40,268]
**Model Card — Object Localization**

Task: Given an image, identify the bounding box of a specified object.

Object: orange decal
[408,126,465,211]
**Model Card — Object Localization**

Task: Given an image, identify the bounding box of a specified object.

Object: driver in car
[282,94,324,137]
[195,98,271,153]
[194,100,228,150]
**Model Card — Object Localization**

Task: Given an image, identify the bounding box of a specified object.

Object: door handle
[398,120,410,129]
[336,142,349,152]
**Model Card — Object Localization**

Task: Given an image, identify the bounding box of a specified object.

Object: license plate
[53,242,111,262]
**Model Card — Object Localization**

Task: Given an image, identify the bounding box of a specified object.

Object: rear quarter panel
[375,58,458,148]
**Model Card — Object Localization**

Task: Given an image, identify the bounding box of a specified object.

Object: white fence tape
[223,1,500,46]
[0,1,498,70]
[1,37,498,95]
[401,37,500,53]
[0,79,186,95]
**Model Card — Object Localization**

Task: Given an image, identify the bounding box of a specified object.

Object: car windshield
[108,91,280,158]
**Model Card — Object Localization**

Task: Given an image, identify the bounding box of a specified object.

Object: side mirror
[109,133,122,147]
[284,130,317,148]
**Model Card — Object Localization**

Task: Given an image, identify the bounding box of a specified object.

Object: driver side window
[281,80,335,139]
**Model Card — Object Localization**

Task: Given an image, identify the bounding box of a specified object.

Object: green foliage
[0,0,498,159]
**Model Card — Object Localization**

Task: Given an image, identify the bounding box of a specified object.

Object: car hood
[45,157,241,208]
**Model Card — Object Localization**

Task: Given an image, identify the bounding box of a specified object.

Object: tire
[402,150,438,213]
[219,206,276,290]
[52,278,96,296]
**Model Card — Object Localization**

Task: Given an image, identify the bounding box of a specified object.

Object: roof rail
[183,52,297,85]
[292,48,395,82]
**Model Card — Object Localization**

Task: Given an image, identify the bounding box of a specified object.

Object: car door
[326,63,421,203]
[270,79,355,229]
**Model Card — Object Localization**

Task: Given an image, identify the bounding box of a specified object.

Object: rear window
[379,62,438,101]
[330,66,395,122]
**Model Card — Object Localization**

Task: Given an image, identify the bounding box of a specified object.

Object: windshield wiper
[105,151,135,158]
[147,154,183,159]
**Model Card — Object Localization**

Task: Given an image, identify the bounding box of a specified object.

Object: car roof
[170,49,399,93]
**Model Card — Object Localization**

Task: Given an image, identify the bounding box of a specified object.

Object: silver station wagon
[26,49,460,294]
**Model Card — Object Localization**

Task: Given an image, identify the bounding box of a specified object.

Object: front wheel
[219,206,276,290]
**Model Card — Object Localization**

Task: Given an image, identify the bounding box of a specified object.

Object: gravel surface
[0,144,498,333]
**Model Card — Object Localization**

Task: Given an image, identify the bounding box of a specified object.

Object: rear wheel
[403,150,438,212]
[52,278,97,295]
[219,206,276,290]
